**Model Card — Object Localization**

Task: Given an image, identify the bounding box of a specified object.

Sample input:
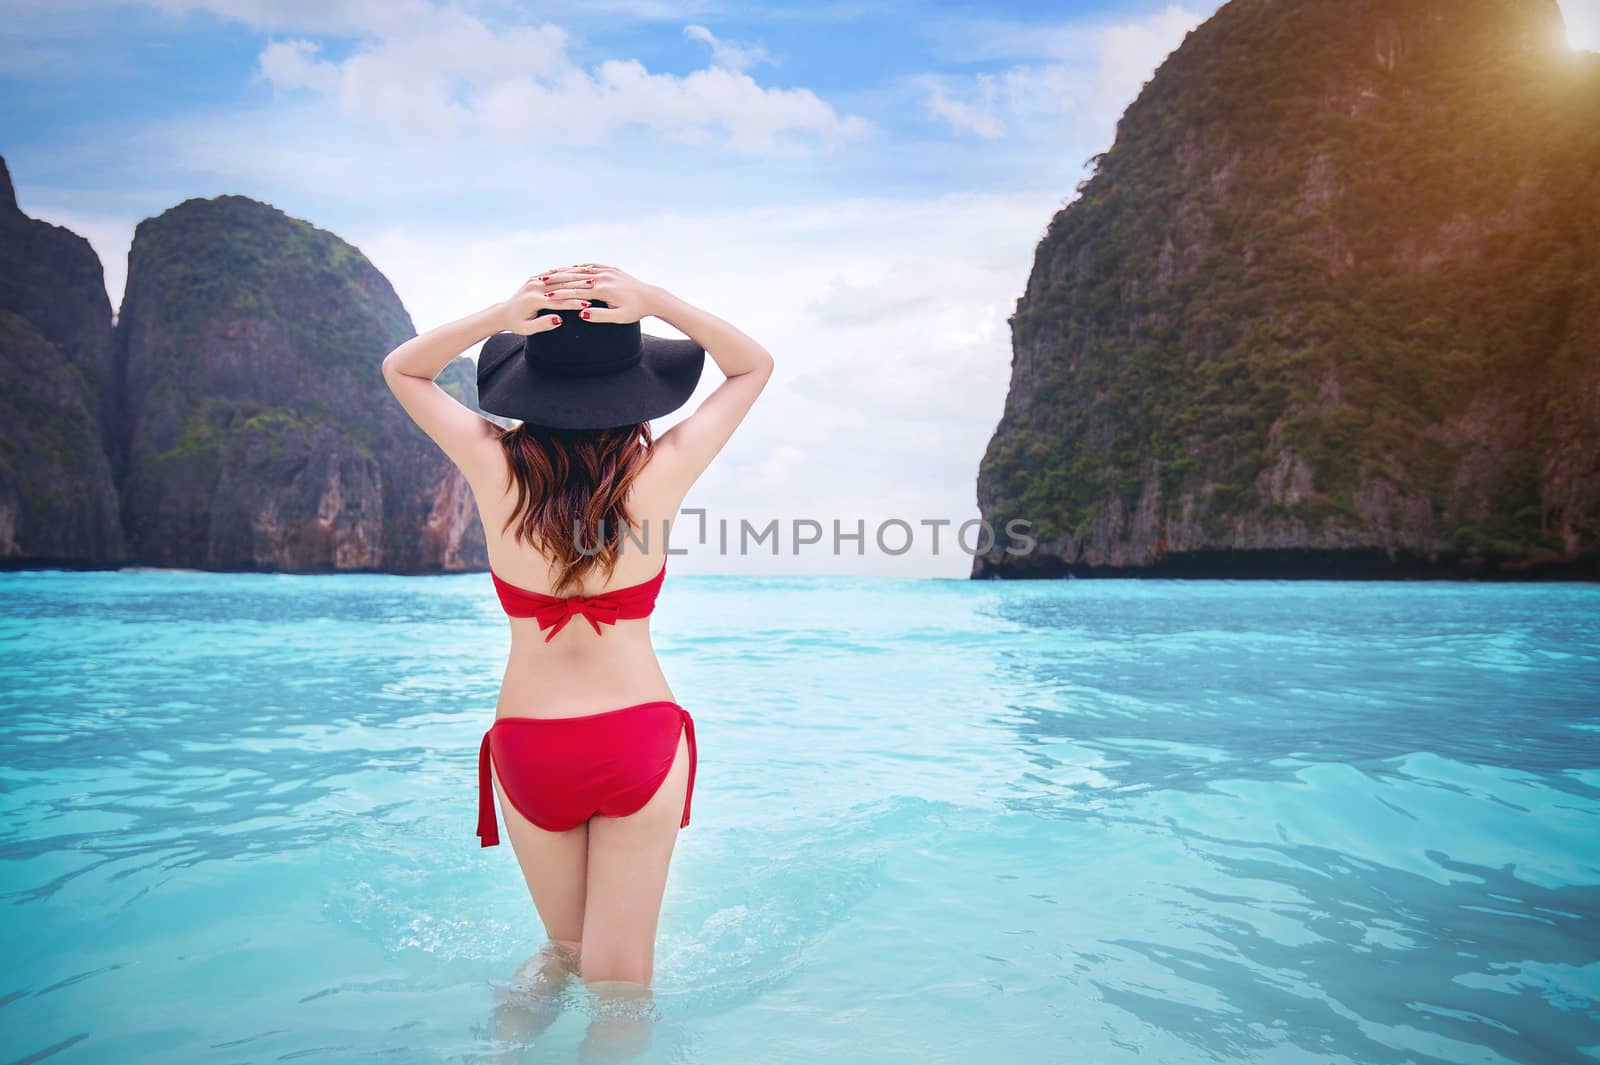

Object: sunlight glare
[1559,0,1600,51]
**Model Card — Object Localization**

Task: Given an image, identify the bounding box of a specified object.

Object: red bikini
[490,558,667,642]
[477,559,696,846]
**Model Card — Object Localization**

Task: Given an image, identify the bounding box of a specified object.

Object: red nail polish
[580,310,590,319]
[539,275,549,281]
[552,315,561,324]
[544,291,554,297]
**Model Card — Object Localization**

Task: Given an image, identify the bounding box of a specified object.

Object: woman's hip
[477,700,697,842]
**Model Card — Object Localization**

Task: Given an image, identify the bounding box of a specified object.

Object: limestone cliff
[974,0,1600,578]
[112,195,487,573]
[0,157,124,562]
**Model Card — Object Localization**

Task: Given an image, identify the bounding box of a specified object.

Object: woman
[381,263,773,998]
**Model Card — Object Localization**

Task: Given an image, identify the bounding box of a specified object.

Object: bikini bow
[534,596,624,641]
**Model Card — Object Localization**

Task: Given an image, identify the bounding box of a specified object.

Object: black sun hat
[476,300,706,429]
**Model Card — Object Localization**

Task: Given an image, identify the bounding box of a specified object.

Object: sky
[3,0,1596,577]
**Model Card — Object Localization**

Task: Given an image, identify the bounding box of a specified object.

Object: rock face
[0,157,125,563]
[1,154,488,575]
[112,194,487,573]
[974,0,1600,579]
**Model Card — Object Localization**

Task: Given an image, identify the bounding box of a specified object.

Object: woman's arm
[649,287,775,381]
[382,278,585,380]
[380,279,587,484]
[381,303,505,381]
[646,286,775,493]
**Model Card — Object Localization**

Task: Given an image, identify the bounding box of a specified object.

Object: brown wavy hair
[494,420,654,596]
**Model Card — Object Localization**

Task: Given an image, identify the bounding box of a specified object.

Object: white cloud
[1093,4,1205,117]
[753,444,807,486]
[683,23,771,73]
[918,72,1006,138]
[248,6,868,152]
[257,39,340,94]
[917,4,1206,146]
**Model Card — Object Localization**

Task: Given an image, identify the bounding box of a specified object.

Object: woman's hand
[497,274,591,336]
[532,263,664,325]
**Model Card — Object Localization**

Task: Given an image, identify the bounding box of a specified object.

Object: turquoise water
[1,569,1597,1064]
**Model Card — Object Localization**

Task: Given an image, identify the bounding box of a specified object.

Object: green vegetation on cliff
[976,0,1599,577]
[118,195,414,456]
[116,195,487,572]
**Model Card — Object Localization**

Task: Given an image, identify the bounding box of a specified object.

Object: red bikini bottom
[477,700,696,845]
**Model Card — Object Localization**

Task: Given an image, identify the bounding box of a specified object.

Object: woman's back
[474,450,688,720]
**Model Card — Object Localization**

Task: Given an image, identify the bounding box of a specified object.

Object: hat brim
[476,331,706,430]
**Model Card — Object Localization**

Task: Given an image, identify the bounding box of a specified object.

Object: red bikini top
[489,559,667,642]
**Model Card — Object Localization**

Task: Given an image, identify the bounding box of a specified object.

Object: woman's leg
[491,939,582,1045]
[487,764,590,1046]
[580,724,691,987]
[493,764,590,949]
[575,725,690,1060]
